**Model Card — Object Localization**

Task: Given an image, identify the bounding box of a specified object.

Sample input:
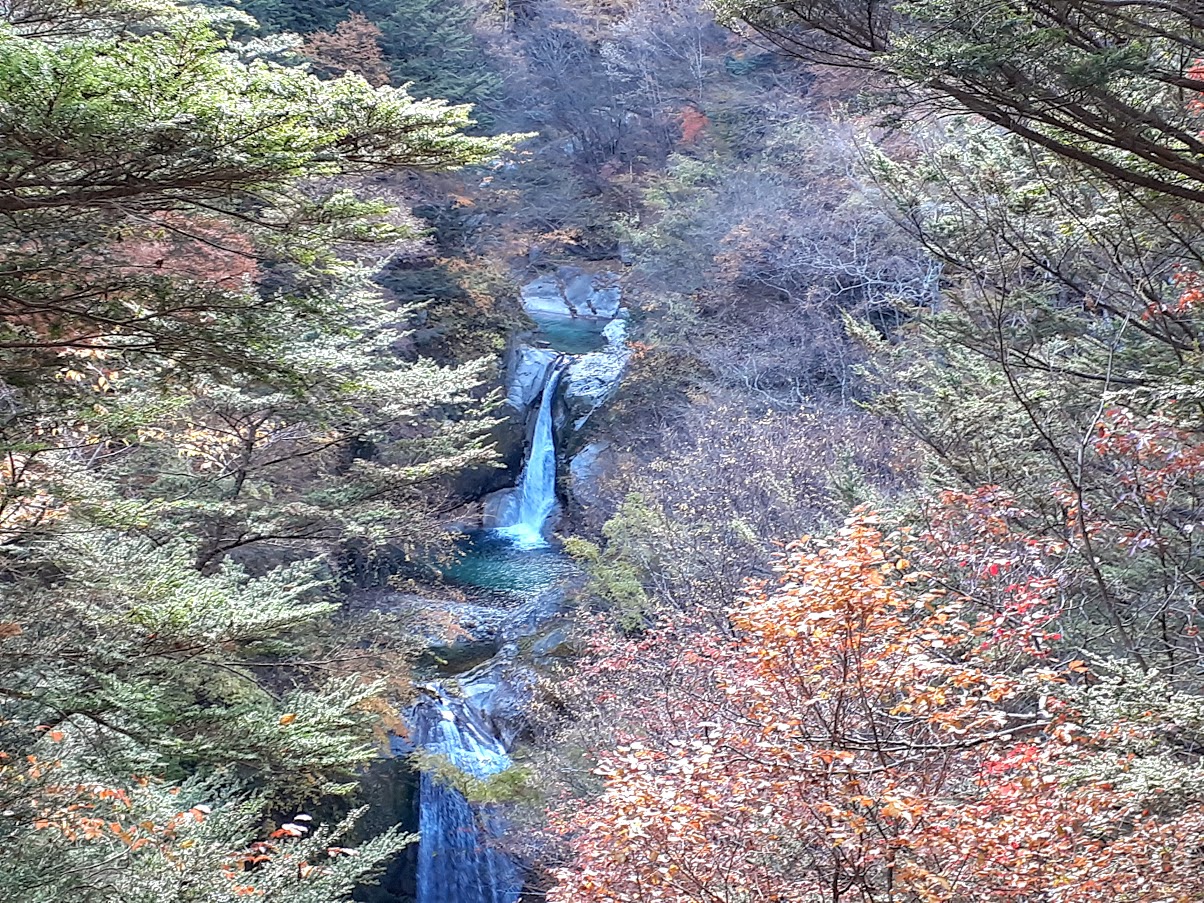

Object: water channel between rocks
[374,302,622,903]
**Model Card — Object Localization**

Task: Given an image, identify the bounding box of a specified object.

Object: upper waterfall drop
[495,360,566,549]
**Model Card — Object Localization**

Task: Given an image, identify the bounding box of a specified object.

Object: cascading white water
[495,361,565,549]
[413,692,521,903]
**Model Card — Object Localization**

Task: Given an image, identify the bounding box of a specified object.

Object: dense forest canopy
[3,0,1204,899]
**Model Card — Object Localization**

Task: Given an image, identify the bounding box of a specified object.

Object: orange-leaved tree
[302,13,392,87]
[549,512,1204,902]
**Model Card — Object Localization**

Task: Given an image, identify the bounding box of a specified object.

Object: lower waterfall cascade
[412,691,522,903]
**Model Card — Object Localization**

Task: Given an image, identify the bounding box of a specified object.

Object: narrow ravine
[399,274,630,901]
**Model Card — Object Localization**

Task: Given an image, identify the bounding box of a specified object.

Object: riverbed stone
[519,274,569,318]
[418,601,505,672]
[346,591,505,673]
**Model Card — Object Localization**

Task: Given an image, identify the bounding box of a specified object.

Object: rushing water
[495,363,565,549]
[412,691,522,903]
[365,316,616,902]
[403,330,605,900]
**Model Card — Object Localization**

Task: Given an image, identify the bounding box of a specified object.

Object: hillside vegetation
[3,0,1204,900]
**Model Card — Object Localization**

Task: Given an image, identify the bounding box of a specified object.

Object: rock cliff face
[506,346,557,410]
[519,267,622,320]
[452,409,525,500]
[561,319,631,431]
[568,441,613,509]
[457,344,558,502]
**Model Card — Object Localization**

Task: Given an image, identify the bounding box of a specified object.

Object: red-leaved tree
[548,512,1204,902]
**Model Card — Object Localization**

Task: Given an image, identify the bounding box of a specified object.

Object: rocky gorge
[351,266,632,902]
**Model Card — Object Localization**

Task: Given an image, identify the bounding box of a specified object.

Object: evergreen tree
[854,122,1204,671]
[716,0,1204,203]
[0,0,515,895]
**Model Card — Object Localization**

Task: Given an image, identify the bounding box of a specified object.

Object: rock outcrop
[506,345,557,410]
[480,487,514,529]
[568,441,613,509]
[449,650,537,750]
[344,591,504,673]
[562,319,631,431]
[520,267,622,320]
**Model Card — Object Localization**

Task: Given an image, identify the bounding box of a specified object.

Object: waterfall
[413,692,522,903]
[496,361,565,549]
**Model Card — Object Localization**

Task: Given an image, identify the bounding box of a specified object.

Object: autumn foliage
[678,107,708,145]
[302,13,391,87]
[549,511,1204,902]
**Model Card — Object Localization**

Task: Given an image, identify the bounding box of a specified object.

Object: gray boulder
[454,650,538,749]
[481,488,515,528]
[531,625,577,665]
[506,345,557,410]
[417,600,505,673]
[519,274,571,318]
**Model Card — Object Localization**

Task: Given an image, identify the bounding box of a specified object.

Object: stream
[397,308,621,903]
[494,359,568,550]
